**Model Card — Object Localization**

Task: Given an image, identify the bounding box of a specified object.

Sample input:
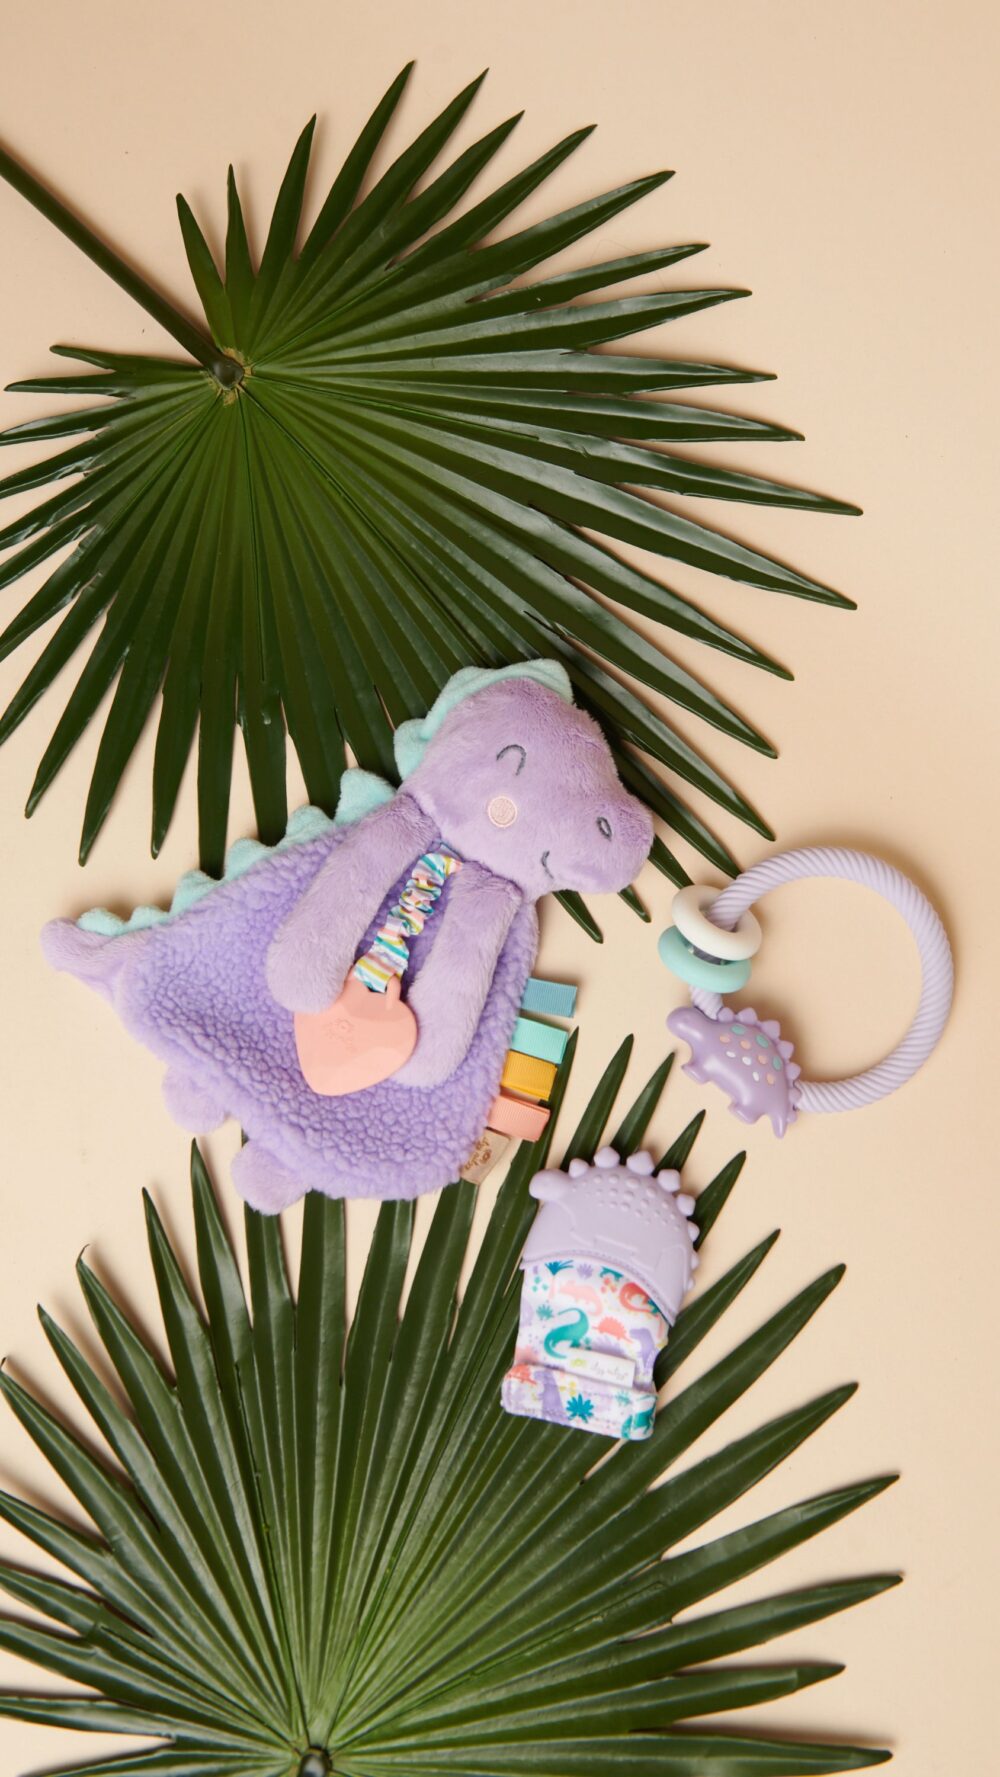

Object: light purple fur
[400,678,652,901]
[42,670,652,1208]
[266,794,436,1014]
[394,862,521,1087]
[43,825,539,1207]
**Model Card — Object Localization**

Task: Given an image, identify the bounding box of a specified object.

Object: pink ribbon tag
[294,975,417,1097]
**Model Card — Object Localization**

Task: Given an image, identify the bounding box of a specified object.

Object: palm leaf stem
[0,143,238,384]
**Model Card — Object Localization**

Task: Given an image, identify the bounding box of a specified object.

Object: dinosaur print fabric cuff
[501,1259,668,1440]
[501,1364,657,1441]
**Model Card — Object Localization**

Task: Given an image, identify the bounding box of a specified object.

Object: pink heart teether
[294,974,417,1096]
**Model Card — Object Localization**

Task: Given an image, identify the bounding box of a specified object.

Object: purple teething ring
[684,846,953,1116]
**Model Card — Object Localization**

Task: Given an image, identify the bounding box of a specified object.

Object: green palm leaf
[0,1040,896,1776]
[0,68,856,882]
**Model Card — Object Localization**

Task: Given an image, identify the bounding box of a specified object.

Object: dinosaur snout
[577,794,653,893]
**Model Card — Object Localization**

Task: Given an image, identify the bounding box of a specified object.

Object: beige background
[0,1,996,1770]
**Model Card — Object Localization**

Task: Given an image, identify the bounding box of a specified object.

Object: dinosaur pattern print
[501,1259,669,1440]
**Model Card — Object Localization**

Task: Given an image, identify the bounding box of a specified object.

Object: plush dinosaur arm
[395,864,525,1088]
[266,793,437,1014]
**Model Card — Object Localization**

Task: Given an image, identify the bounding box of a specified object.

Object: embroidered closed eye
[597,817,613,839]
[496,743,526,775]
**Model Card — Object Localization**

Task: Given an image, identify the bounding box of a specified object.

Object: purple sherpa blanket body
[43,823,537,1207]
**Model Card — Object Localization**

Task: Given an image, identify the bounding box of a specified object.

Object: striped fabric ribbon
[353,850,461,992]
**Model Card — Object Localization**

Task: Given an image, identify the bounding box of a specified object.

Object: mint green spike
[73,802,343,938]
[283,804,335,843]
[223,838,269,878]
[131,905,168,929]
[78,908,126,936]
[171,870,214,915]
[333,771,394,826]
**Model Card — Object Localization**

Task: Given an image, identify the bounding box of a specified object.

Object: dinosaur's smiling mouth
[540,850,553,878]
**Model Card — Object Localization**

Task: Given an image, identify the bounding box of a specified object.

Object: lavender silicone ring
[687,847,953,1115]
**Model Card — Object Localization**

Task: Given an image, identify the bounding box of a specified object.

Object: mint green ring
[657,925,752,992]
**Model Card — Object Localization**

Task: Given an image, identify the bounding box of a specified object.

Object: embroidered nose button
[488,794,518,828]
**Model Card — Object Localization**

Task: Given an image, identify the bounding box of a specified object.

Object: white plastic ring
[671,885,762,962]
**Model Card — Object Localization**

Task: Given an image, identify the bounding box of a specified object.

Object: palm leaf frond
[0,69,856,886]
[0,1040,896,1775]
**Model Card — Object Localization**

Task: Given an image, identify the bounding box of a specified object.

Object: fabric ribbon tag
[558,1347,637,1389]
[295,850,461,1097]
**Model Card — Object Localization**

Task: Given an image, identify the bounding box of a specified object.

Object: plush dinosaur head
[398,664,653,900]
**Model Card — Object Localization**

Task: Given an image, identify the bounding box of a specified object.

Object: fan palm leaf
[0,1036,896,1776]
[0,67,857,903]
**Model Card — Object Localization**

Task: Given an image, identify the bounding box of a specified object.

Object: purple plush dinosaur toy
[42,661,651,1209]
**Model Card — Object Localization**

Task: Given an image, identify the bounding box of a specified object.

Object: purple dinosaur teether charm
[667,1005,802,1137]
